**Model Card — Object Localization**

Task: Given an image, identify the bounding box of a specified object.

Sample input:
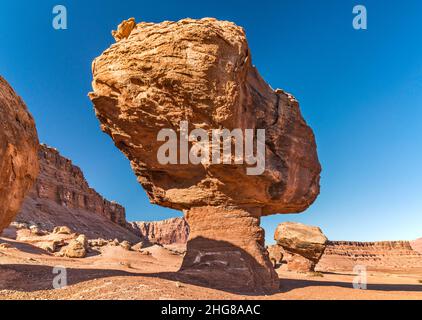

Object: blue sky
[1,0,421,243]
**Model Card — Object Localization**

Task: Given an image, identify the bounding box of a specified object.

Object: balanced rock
[274,222,327,272]
[89,18,321,292]
[0,76,39,233]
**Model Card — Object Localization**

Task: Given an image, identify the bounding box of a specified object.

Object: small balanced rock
[89,18,321,292]
[274,222,328,272]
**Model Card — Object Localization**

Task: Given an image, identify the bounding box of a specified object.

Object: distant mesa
[89,17,321,292]
[318,240,422,272]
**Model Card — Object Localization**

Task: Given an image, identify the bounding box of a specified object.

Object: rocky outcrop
[317,241,422,272]
[267,244,284,268]
[128,217,189,245]
[63,237,87,258]
[90,17,321,216]
[274,222,328,272]
[0,76,39,233]
[15,144,139,242]
[112,17,136,41]
[411,238,422,254]
[89,18,321,292]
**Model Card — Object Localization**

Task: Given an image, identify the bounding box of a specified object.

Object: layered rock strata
[15,144,139,242]
[128,217,189,244]
[317,241,422,272]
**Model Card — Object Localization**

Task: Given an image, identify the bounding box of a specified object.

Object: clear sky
[1,0,421,243]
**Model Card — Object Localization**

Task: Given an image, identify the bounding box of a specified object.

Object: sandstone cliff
[316,240,422,272]
[0,76,39,233]
[15,144,139,242]
[128,217,189,245]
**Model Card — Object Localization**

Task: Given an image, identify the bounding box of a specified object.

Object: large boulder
[89,18,321,292]
[0,76,39,233]
[274,222,328,272]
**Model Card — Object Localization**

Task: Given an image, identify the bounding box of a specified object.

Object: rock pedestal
[89,18,321,292]
[180,206,278,292]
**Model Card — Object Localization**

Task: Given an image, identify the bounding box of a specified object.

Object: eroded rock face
[274,222,328,272]
[89,18,321,292]
[128,217,189,245]
[0,76,39,233]
[15,144,139,242]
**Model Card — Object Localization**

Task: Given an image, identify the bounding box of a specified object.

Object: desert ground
[1,228,421,300]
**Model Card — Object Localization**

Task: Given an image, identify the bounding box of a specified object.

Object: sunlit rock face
[0,76,39,233]
[15,144,140,243]
[89,18,321,292]
[274,222,328,272]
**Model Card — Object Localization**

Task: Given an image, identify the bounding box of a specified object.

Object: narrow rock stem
[180,206,279,293]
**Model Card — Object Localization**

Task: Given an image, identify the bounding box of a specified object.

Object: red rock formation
[89,18,321,292]
[267,244,284,268]
[128,217,189,244]
[89,18,320,215]
[274,222,328,272]
[15,144,139,242]
[180,206,278,292]
[317,241,422,272]
[0,76,39,233]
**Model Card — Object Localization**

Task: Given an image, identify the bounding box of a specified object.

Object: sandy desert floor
[1,235,422,300]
